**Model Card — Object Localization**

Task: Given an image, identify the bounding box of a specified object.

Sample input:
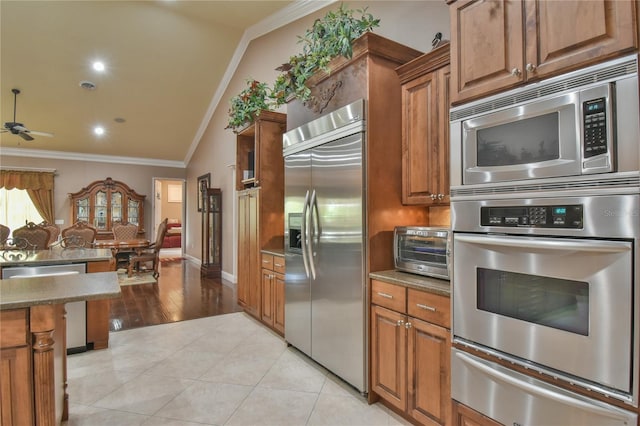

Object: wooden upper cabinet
[69,177,145,240]
[450,0,525,104]
[396,44,451,206]
[450,0,638,105]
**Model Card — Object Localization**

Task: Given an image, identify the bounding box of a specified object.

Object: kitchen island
[0,271,120,425]
[0,247,115,350]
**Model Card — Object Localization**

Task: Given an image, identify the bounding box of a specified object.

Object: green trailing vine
[226,4,380,131]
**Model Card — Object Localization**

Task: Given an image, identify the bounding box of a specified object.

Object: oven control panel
[481,204,583,228]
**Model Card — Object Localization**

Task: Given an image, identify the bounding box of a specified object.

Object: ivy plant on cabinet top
[225,4,380,132]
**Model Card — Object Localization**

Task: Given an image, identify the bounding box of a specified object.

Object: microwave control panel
[583,97,608,158]
[481,205,583,228]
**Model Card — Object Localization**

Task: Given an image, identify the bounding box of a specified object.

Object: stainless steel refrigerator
[283,99,367,393]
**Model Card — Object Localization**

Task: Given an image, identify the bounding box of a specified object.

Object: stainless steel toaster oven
[394,226,450,279]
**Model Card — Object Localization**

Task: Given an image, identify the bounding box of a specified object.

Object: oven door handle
[455,234,631,253]
[454,351,633,422]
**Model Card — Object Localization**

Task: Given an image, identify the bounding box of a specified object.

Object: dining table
[93,239,151,257]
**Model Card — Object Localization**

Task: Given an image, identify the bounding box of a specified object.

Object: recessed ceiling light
[92,61,106,72]
[93,126,105,136]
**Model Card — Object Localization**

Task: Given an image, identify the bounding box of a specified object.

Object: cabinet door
[407,317,451,426]
[525,0,637,80]
[371,305,407,412]
[261,269,274,326]
[237,194,249,307]
[274,273,285,335]
[0,346,33,426]
[450,0,524,104]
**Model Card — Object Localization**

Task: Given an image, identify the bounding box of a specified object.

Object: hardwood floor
[109,258,243,332]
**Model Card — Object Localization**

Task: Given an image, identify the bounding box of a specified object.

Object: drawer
[407,288,450,328]
[1,309,28,348]
[273,255,285,274]
[261,253,274,270]
[371,280,406,313]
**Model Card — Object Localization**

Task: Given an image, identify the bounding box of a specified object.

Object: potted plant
[225,79,272,131]
[272,4,380,106]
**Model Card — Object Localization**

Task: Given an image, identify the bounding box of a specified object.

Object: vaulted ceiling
[0,1,330,166]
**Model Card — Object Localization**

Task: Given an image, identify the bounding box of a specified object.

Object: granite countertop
[0,247,112,267]
[261,248,285,257]
[0,271,121,310]
[370,270,450,297]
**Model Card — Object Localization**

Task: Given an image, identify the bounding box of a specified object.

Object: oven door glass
[453,233,633,393]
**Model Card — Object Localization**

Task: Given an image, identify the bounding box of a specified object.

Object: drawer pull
[416,303,436,312]
[274,263,284,268]
[262,260,270,264]
[377,292,394,299]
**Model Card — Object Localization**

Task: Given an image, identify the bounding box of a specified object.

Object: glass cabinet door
[95,190,107,230]
[128,199,139,225]
[76,197,90,223]
[112,191,123,224]
[202,188,222,277]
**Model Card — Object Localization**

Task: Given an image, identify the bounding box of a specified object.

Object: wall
[0,156,185,237]
[186,1,451,281]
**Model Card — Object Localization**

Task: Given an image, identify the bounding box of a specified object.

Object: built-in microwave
[393,226,450,280]
[450,54,639,190]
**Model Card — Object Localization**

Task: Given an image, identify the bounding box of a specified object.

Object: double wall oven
[450,55,640,425]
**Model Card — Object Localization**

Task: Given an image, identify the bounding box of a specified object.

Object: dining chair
[0,224,9,243]
[61,221,97,247]
[112,221,139,240]
[12,222,51,250]
[39,221,60,247]
[127,218,168,278]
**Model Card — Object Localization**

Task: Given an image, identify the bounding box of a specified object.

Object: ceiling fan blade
[18,132,34,141]
[12,124,28,132]
[27,130,54,137]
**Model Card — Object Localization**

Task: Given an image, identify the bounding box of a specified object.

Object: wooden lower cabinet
[370,279,451,425]
[452,401,502,426]
[0,305,67,426]
[260,252,285,335]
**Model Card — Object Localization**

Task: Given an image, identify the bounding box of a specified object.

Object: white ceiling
[0,1,331,166]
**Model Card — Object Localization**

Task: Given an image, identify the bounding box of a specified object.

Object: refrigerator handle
[308,189,317,280]
[301,190,310,278]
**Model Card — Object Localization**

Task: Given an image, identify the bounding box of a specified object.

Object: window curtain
[0,170,55,224]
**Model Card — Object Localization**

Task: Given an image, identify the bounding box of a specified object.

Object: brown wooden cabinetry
[235,112,286,321]
[260,252,285,335]
[237,188,260,317]
[370,279,451,425]
[69,177,146,240]
[449,0,638,105]
[452,400,502,426]
[396,44,450,206]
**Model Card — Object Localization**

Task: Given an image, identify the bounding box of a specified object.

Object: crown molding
[1,147,186,169]
[184,0,337,164]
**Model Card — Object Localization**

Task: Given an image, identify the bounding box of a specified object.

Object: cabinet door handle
[396,320,405,327]
[511,67,521,77]
[377,292,393,299]
[405,322,412,329]
[430,194,437,200]
[416,303,436,312]
[526,63,537,73]
[437,193,445,201]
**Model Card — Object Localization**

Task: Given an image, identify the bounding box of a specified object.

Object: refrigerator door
[310,133,365,392]
[284,148,312,356]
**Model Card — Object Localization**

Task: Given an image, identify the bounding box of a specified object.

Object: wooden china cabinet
[448,0,638,105]
[69,177,146,240]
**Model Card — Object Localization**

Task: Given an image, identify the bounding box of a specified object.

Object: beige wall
[1,155,185,238]
[186,1,450,280]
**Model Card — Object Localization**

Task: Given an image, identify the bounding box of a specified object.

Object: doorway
[152,178,185,258]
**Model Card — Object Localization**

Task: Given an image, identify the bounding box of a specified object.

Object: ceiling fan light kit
[1,88,55,141]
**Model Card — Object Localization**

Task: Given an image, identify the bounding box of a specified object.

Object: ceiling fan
[1,88,54,141]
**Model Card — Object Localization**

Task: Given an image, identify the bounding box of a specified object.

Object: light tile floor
[64,312,411,426]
